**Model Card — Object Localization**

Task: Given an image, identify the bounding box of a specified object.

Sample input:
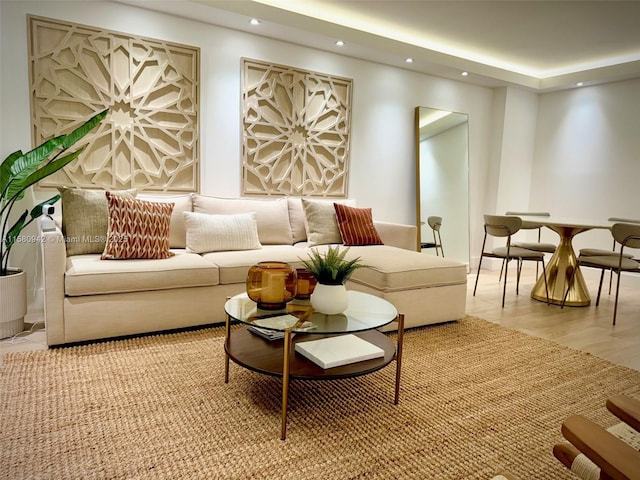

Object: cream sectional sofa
[41,194,467,346]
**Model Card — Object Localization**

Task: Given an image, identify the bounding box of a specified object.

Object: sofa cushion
[339,245,467,292]
[184,211,261,253]
[101,193,175,260]
[201,245,308,284]
[288,198,357,244]
[65,251,218,296]
[302,198,359,246]
[334,203,383,246]
[59,187,137,256]
[138,194,192,249]
[192,195,292,245]
[287,197,308,244]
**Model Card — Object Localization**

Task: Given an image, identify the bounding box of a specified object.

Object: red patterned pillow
[101,192,175,260]
[333,203,384,246]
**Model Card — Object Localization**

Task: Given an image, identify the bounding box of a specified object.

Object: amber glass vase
[246,261,297,310]
[294,268,317,300]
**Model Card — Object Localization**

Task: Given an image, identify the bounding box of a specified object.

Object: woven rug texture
[1,316,639,480]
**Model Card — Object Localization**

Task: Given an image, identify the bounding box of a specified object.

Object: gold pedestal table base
[531,225,592,306]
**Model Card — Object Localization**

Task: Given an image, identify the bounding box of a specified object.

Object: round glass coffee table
[224,290,405,440]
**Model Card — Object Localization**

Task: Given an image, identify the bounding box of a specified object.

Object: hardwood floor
[467,265,640,371]
[2,266,639,372]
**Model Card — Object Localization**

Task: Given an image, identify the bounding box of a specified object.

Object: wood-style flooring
[467,265,640,371]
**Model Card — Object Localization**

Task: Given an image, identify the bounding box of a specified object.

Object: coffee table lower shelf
[224,315,404,440]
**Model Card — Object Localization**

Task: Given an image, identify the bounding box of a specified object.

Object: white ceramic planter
[0,269,27,339]
[310,283,349,315]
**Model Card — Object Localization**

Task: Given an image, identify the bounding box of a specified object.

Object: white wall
[531,78,640,252]
[1,1,495,312]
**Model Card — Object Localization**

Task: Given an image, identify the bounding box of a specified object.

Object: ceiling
[117,0,640,92]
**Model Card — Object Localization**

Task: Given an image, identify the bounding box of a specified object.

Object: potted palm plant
[0,109,108,337]
[300,245,367,314]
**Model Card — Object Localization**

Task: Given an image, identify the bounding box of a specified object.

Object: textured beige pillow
[101,193,175,260]
[301,199,344,246]
[59,188,137,256]
[184,211,262,254]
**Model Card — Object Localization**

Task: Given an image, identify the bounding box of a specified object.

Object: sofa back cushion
[138,194,192,249]
[192,195,292,245]
[287,197,308,244]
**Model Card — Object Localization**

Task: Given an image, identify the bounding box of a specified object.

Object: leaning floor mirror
[414,106,470,268]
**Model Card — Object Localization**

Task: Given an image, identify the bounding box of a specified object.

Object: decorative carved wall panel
[241,58,352,197]
[28,16,200,192]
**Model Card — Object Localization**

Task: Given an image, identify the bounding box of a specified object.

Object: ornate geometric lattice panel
[28,16,200,192]
[242,58,352,197]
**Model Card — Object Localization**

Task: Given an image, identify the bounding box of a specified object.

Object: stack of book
[248,314,317,341]
[247,325,285,341]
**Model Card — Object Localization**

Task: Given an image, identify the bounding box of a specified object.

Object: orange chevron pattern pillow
[333,203,383,246]
[101,192,175,260]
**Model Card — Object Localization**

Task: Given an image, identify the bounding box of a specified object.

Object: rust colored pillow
[333,203,383,246]
[101,192,175,260]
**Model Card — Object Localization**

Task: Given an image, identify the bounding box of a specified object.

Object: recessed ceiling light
[405,57,414,63]
[576,82,584,86]
[249,18,260,26]
[335,40,345,47]
[461,71,469,76]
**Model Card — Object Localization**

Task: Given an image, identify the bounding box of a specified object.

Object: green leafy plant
[300,245,368,285]
[0,109,108,275]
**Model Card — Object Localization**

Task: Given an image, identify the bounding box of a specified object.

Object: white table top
[517,215,615,230]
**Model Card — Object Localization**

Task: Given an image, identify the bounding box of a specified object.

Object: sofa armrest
[42,227,67,345]
[374,221,418,251]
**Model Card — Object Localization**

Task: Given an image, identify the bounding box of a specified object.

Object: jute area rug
[1,316,639,480]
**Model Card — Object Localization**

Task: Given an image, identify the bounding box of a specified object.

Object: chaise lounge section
[41,193,467,345]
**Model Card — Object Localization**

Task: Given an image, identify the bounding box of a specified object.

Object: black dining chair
[474,215,550,308]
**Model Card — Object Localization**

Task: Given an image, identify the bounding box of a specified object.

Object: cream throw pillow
[184,211,262,253]
[59,188,137,256]
[301,198,355,246]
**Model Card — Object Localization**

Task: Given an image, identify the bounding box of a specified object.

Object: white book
[294,334,385,369]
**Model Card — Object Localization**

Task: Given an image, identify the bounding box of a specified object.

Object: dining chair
[473,215,549,308]
[504,211,557,253]
[579,218,639,260]
[562,222,640,325]
[503,211,556,279]
[579,217,640,294]
[420,215,444,257]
